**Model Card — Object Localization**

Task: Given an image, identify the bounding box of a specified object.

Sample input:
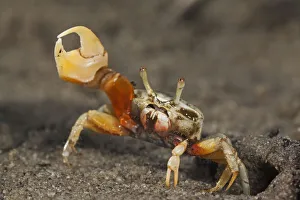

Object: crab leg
[203,165,232,193]
[62,106,129,164]
[166,140,188,187]
[188,134,250,195]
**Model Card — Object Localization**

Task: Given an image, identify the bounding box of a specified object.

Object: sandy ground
[0,0,299,199]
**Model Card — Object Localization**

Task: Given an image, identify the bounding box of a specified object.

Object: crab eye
[140,107,171,133]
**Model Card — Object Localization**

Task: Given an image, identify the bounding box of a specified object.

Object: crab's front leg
[62,106,129,164]
[187,134,250,195]
[166,140,188,187]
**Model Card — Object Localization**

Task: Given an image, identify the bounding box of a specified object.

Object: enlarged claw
[54,26,108,84]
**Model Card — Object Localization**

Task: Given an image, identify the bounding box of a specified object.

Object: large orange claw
[54,26,108,84]
[54,26,137,132]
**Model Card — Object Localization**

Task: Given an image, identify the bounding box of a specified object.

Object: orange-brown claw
[54,26,136,134]
[54,26,108,84]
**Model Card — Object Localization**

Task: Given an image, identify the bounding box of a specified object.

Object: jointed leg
[166,140,188,187]
[238,159,250,195]
[188,134,250,195]
[204,165,232,193]
[62,105,129,164]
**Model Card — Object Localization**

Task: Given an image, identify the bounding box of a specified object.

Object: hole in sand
[250,162,279,195]
[192,156,279,195]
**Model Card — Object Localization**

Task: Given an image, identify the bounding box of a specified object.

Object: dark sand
[0,1,299,199]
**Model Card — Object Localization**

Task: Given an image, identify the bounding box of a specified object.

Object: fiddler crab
[54,26,250,195]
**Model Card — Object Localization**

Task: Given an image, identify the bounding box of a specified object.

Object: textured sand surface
[0,1,299,199]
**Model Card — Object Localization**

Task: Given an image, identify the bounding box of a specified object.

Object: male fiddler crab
[54,26,250,195]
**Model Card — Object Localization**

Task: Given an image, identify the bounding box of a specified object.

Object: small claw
[166,155,180,187]
[165,140,187,188]
[54,26,108,84]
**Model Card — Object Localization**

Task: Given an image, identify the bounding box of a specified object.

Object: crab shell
[130,89,204,141]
